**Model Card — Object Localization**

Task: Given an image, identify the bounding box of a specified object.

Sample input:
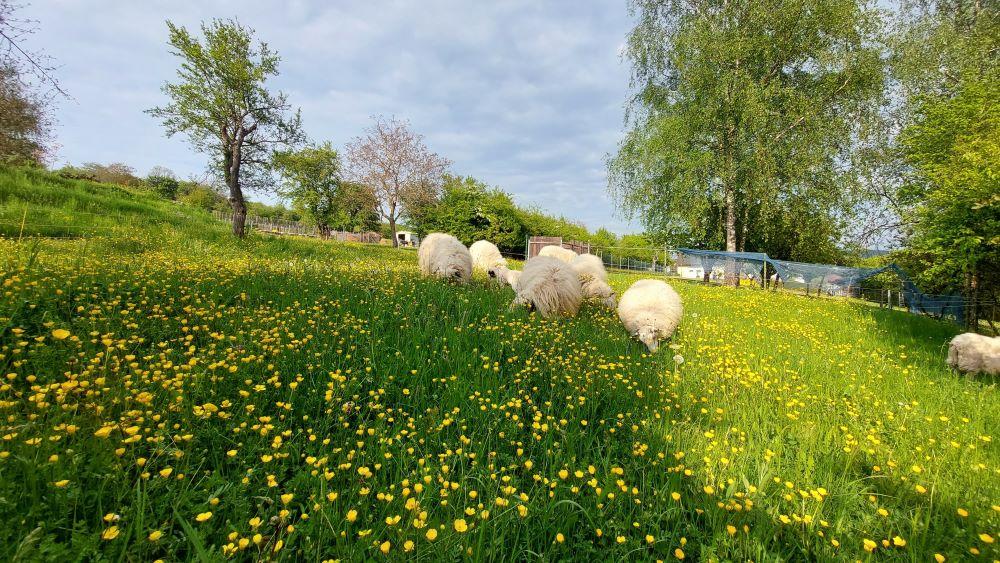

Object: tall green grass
[0,168,996,561]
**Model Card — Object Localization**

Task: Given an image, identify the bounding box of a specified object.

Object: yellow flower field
[0,170,997,560]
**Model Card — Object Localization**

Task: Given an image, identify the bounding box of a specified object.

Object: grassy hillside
[0,168,996,561]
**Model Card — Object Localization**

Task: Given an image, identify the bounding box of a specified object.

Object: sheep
[470,240,508,278]
[418,233,472,284]
[510,256,582,318]
[571,254,616,308]
[492,265,522,290]
[538,245,578,264]
[947,333,1000,376]
[570,253,608,282]
[505,269,522,290]
[617,279,683,352]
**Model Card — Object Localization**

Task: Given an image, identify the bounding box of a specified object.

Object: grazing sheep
[418,233,472,284]
[510,256,582,317]
[571,254,616,308]
[581,278,617,309]
[570,253,608,282]
[538,245,578,264]
[947,333,1000,376]
[492,265,523,290]
[617,279,683,352]
[470,240,507,276]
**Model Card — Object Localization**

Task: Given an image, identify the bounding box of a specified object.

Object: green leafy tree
[415,175,527,253]
[889,0,999,328]
[147,19,304,237]
[609,0,885,279]
[272,142,341,237]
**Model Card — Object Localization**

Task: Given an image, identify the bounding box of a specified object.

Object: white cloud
[24,0,642,233]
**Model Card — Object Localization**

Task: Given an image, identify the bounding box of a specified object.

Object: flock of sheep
[417,233,683,352]
[415,232,999,374]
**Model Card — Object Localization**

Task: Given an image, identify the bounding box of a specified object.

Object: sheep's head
[488,265,508,283]
[602,293,618,309]
[636,326,659,352]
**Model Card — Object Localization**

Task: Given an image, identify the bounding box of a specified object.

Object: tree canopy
[147,18,303,237]
[272,142,379,235]
[609,0,885,269]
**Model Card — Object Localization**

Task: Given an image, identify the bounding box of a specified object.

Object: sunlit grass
[0,169,996,561]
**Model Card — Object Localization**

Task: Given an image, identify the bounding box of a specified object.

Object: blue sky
[25,0,641,233]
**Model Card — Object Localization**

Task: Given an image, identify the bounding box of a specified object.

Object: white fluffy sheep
[570,253,608,282]
[571,254,616,308]
[470,240,507,276]
[947,333,1000,375]
[538,245,578,264]
[505,269,522,290]
[510,256,582,317]
[418,233,472,284]
[492,265,522,290]
[617,279,683,352]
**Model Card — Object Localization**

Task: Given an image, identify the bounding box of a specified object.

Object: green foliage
[0,170,996,561]
[413,175,527,252]
[176,181,226,212]
[57,162,143,187]
[272,142,379,233]
[0,65,49,166]
[898,76,999,299]
[147,18,303,236]
[890,1,999,317]
[146,174,180,200]
[610,0,885,259]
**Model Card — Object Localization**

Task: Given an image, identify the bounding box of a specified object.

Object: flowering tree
[344,117,450,247]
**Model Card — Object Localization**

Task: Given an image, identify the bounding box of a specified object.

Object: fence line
[212,211,382,243]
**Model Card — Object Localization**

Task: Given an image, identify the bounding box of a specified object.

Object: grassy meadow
[0,168,997,561]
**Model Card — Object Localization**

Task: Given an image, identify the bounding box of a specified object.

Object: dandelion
[454,519,468,533]
[53,480,69,488]
[51,329,70,340]
[380,540,390,554]
[195,512,212,522]
[674,548,685,559]
[102,526,120,541]
[148,530,163,542]
[346,509,358,523]
[426,528,438,541]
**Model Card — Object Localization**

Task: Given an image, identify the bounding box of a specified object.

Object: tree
[147,19,304,237]
[344,117,450,247]
[0,0,66,96]
[0,64,48,164]
[413,174,527,253]
[609,0,884,280]
[272,142,379,237]
[889,0,999,329]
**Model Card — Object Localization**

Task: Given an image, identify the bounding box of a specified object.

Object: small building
[677,266,704,280]
[395,231,419,247]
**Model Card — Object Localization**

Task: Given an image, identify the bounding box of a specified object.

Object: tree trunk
[318,224,332,239]
[224,140,248,238]
[724,185,738,286]
[389,216,398,247]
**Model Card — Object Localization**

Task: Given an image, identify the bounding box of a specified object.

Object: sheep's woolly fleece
[510,256,583,318]
[418,233,472,284]
[617,279,683,352]
[538,245,578,264]
[947,333,1000,375]
[470,240,507,272]
[571,254,616,308]
[570,253,609,282]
